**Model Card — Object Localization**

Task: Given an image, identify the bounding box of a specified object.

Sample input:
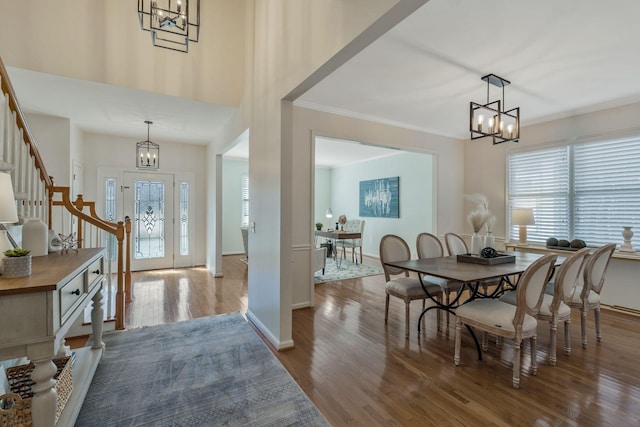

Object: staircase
[0,56,131,330]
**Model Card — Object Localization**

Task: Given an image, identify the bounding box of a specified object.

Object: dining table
[385,251,565,358]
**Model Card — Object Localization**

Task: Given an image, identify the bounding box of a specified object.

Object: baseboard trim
[245,309,295,350]
[602,304,640,317]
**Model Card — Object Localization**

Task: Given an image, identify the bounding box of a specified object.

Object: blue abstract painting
[359,177,399,218]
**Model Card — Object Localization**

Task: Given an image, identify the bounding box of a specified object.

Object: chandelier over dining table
[469,73,520,145]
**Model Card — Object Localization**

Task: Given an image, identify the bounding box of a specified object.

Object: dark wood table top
[386,252,564,284]
[315,230,361,240]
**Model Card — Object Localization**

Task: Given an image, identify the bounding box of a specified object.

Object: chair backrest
[416,232,444,259]
[344,219,364,244]
[513,254,558,328]
[582,243,616,297]
[379,234,411,281]
[551,247,589,311]
[444,232,468,256]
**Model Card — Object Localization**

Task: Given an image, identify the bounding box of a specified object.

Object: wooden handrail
[2,55,130,330]
[0,57,52,187]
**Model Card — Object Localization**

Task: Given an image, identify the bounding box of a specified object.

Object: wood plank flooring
[119,254,640,426]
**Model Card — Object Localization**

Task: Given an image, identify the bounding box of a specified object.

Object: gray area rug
[314,258,384,284]
[76,313,329,427]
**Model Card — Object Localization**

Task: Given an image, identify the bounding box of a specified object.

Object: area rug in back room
[76,312,330,427]
[314,259,384,284]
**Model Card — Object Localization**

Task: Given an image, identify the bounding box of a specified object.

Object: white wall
[314,167,332,227]
[26,113,71,187]
[222,158,248,254]
[82,132,208,266]
[291,106,463,310]
[0,0,246,107]
[330,151,434,259]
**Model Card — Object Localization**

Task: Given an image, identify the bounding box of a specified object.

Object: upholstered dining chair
[454,254,557,389]
[568,243,616,348]
[444,232,497,294]
[444,232,468,257]
[340,219,365,264]
[500,247,589,365]
[416,232,464,327]
[379,234,443,338]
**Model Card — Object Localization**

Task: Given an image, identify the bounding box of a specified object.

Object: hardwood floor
[120,253,640,426]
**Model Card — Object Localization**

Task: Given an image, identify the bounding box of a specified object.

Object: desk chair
[454,254,557,389]
[340,219,365,264]
[380,234,442,338]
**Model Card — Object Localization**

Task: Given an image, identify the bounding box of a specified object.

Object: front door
[123,172,174,271]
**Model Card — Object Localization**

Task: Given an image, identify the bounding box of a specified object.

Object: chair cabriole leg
[581,307,588,348]
[454,318,462,366]
[512,339,522,389]
[564,319,571,355]
[595,307,602,342]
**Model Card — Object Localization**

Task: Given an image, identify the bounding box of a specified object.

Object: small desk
[314,230,362,268]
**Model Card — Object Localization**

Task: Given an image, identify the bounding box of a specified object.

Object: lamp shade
[511,208,535,226]
[0,173,18,223]
[325,208,333,219]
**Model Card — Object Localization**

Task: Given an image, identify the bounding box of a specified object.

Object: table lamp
[0,172,19,269]
[511,208,535,245]
[325,208,333,219]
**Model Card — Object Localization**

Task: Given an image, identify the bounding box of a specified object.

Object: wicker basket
[1,357,72,426]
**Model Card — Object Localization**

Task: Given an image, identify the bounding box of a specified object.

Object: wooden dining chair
[416,232,464,328]
[500,247,589,365]
[444,232,468,256]
[379,234,443,338]
[454,254,557,389]
[444,232,498,294]
[568,243,616,348]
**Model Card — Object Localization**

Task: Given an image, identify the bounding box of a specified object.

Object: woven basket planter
[0,356,72,426]
[2,255,31,278]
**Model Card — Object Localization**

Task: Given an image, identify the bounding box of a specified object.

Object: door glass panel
[179,182,189,256]
[104,178,117,261]
[134,180,165,259]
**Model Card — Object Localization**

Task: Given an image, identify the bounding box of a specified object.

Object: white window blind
[573,139,640,245]
[508,137,640,246]
[241,174,249,228]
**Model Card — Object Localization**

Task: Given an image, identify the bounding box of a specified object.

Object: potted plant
[315,222,323,231]
[2,247,32,278]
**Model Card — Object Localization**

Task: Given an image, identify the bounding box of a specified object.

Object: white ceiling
[8,0,640,163]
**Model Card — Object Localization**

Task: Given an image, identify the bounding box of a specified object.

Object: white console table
[0,248,105,427]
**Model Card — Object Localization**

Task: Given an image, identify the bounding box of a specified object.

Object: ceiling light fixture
[136,121,160,170]
[470,73,520,145]
[137,0,200,53]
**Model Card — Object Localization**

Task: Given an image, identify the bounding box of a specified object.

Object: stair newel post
[125,217,132,303]
[47,176,54,229]
[115,220,126,330]
[74,194,84,248]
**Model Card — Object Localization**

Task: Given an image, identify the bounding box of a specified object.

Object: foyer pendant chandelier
[137,0,200,53]
[469,73,520,145]
[136,121,160,170]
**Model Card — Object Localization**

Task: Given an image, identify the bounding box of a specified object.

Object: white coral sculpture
[465,193,490,233]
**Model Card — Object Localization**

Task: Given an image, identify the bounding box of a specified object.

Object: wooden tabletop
[315,230,361,240]
[0,248,104,295]
[386,252,563,284]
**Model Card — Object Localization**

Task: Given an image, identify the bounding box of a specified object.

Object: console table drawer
[87,256,104,287]
[60,272,86,323]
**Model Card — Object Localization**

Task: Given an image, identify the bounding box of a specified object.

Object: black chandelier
[136,121,160,170]
[138,0,200,53]
[469,73,520,145]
